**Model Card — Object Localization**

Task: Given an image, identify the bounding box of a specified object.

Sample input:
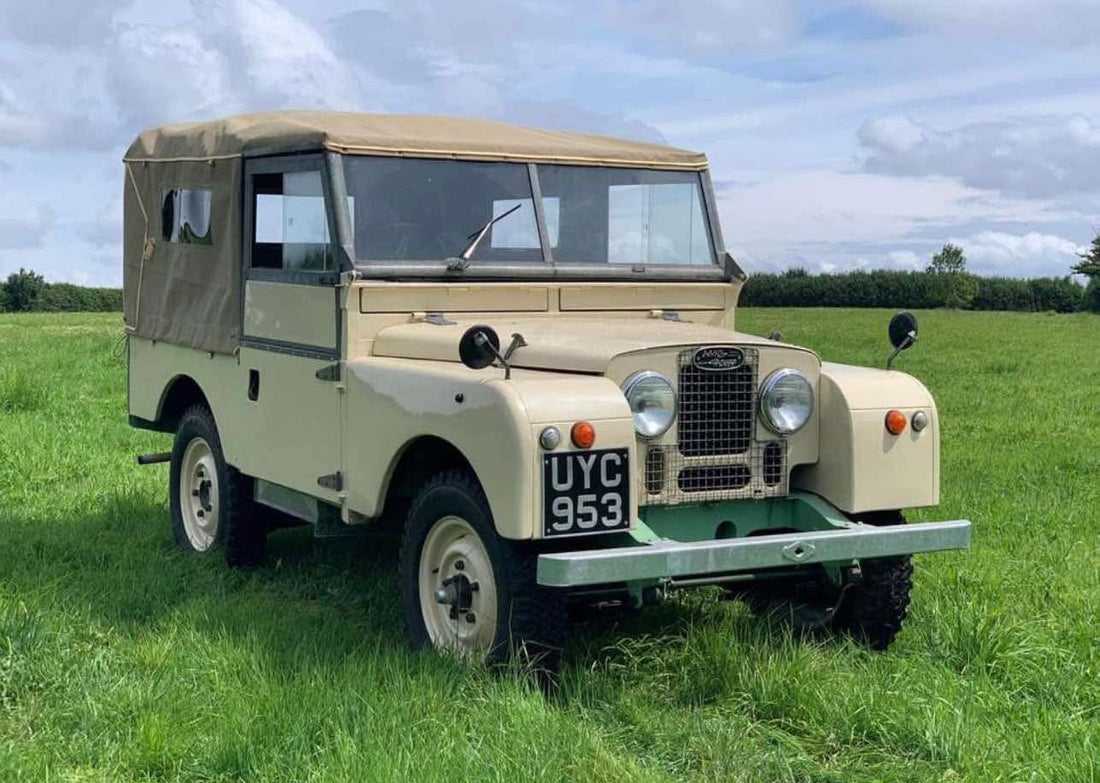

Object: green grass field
[1,309,1098,782]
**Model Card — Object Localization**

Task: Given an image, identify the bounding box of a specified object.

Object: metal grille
[677,348,757,456]
[678,464,751,493]
[642,442,788,505]
[762,442,784,487]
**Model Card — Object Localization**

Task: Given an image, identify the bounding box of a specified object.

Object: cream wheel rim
[179,437,219,551]
[418,515,498,658]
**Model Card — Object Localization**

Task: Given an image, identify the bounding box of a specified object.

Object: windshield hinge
[425,311,456,326]
[317,471,343,492]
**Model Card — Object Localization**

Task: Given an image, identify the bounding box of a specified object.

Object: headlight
[759,369,814,435]
[622,371,676,438]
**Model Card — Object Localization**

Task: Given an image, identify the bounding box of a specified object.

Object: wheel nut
[197,510,204,518]
[191,489,199,497]
[454,560,464,571]
[465,612,476,624]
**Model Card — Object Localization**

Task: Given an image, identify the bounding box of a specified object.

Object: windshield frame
[330,153,735,282]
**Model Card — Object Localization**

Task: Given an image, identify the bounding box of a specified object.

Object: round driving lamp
[622,371,677,439]
[759,369,814,435]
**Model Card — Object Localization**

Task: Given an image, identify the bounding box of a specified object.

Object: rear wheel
[738,511,913,650]
[169,405,267,568]
[399,470,567,674]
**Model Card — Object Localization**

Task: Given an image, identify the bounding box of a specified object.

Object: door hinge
[317,471,343,491]
[648,309,683,322]
[316,362,341,382]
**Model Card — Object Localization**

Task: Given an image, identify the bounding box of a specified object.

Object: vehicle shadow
[0,489,791,688]
[0,491,410,668]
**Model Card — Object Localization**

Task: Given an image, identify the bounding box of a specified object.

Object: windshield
[341,157,716,268]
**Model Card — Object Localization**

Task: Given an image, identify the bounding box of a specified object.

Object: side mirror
[886,312,918,370]
[458,325,501,370]
[888,311,918,350]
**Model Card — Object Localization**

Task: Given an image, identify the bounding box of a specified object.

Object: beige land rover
[124,111,970,673]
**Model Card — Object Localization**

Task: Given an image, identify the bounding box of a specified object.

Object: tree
[1071,233,1100,279]
[4,268,46,312]
[926,244,976,309]
[927,243,968,275]
[1072,233,1100,313]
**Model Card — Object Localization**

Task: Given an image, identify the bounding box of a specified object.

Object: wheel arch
[155,374,213,433]
[378,435,482,525]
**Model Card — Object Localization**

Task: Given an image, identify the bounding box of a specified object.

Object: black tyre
[169,405,266,568]
[737,511,913,650]
[399,470,567,674]
[831,511,913,650]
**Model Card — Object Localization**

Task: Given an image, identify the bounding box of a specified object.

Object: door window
[252,170,333,271]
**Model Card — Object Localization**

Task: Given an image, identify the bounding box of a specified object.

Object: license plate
[542,448,630,537]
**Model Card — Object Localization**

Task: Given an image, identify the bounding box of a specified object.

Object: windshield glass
[344,158,543,263]
[536,165,713,266]
[342,157,716,267]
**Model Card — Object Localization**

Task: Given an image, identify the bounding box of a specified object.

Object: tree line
[2,236,1099,314]
[742,238,1100,313]
[0,269,122,313]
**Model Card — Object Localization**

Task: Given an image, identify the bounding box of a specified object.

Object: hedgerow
[740,270,1089,312]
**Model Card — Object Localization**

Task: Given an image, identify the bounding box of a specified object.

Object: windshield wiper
[446,203,523,271]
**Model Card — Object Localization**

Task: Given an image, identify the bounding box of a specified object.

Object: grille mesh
[643,442,788,505]
[677,349,757,456]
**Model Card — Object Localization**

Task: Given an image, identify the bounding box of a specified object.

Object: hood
[371,317,785,373]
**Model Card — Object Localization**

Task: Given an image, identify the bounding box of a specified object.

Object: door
[234,155,344,503]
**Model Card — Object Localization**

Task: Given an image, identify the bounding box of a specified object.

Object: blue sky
[0,0,1097,285]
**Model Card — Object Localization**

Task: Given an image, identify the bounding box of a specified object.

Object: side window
[162,188,213,245]
[252,170,333,271]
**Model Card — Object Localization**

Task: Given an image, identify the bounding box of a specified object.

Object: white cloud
[718,170,1057,247]
[859,114,1100,198]
[199,0,363,110]
[0,0,1097,286]
[106,26,237,129]
[0,205,55,249]
[0,0,129,47]
[718,170,1092,277]
[0,52,118,150]
[887,250,922,270]
[612,0,797,53]
[856,0,1100,43]
[950,231,1086,277]
[106,0,366,132]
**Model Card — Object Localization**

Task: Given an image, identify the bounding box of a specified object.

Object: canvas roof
[124,111,708,170]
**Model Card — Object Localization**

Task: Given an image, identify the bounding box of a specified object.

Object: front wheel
[831,512,913,650]
[399,470,566,674]
[738,511,913,650]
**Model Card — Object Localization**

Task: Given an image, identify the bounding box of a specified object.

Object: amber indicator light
[885,409,908,435]
[571,421,597,449]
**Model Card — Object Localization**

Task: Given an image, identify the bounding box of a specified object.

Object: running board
[536,519,972,588]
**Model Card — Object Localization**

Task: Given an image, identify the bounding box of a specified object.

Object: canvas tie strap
[125,161,156,334]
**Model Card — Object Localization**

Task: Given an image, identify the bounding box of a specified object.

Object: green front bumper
[536,494,971,588]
